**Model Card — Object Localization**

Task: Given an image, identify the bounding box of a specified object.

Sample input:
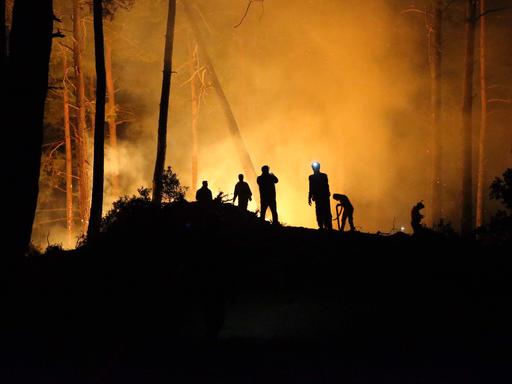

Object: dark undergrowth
[2,199,511,383]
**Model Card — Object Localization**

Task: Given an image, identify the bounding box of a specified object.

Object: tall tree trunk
[475,0,487,228]
[88,75,96,138]
[4,0,53,256]
[61,45,74,247]
[461,0,477,236]
[183,1,258,186]
[73,0,90,232]
[429,0,443,225]
[105,36,120,197]
[87,0,107,239]
[1,0,6,71]
[189,41,200,193]
[152,0,176,204]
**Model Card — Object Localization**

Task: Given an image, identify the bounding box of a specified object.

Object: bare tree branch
[479,6,512,18]
[401,7,426,15]
[52,29,65,38]
[234,0,264,28]
[488,98,512,104]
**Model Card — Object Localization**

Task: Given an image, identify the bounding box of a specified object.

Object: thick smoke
[34,0,512,248]
[112,0,429,231]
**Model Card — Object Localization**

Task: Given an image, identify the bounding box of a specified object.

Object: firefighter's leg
[315,202,323,228]
[325,199,333,229]
[341,211,348,231]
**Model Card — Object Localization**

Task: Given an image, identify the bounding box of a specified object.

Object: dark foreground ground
[2,201,512,383]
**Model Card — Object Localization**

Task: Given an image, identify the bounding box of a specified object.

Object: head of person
[311,161,320,173]
[238,174,244,181]
[261,165,269,174]
[202,180,208,187]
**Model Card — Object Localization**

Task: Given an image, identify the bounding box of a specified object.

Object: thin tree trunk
[461,0,477,236]
[4,0,53,256]
[429,0,443,225]
[105,36,120,197]
[183,1,258,186]
[152,0,176,204]
[87,0,107,239]
[73,0,90,232]
[189,41,200,193]
[61,45,74,246]
[475,0,487,228]
[182,1,256,187]
[89,75,96,138]
[1,0,6,71]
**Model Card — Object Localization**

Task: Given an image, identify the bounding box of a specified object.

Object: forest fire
[3,1,512,382]
[6,0,507,249]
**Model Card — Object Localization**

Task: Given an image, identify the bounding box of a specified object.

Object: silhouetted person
[411,201,425,234]
[333,193,355,231]
[308,162,333,230]
[257,165,279,225]
[233,174,252,211]
[196,180,213,204]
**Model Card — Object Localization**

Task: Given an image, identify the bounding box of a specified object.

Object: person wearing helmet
[308,161,332,230]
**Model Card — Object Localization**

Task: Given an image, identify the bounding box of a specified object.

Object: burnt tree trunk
[152,0,176,205]
[61,45,74,246]
[88,75,96,138]
[73,0,90,232]
[189,41,200,193]
[87,0,107,239]
[461,0,477,236]
[1,0,6,71]
[4,0,54,256]
[476,0,487,228]
[105,36,120,197]
[429,0,443,225]
[183,1,258,187]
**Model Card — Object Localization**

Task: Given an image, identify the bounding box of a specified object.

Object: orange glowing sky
[35,0,512,248]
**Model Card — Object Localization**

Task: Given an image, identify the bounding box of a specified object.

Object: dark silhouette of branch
[52,29,65,38]
[479,6,512,18]
[234,0,264,28]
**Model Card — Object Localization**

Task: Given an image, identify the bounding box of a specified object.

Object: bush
[477,168,512,245]
[490,168,512,211]
[162,166,188,203]
[432,219,457,239]
[101,186,153,232]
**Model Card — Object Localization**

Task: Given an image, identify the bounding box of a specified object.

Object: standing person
[233,174,252,211]
[196,180,213,204]
[308,162,333,230]
[257,165,279,225]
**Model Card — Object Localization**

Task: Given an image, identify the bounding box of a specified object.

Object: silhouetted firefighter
[233,173,252,211]
[333,193,355,232]
[257,165,279,225]
[411,201,425,234]
[308,162,332,230]
[196,180,213,204]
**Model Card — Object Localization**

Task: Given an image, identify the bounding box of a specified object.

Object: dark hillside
[3,201,511,383]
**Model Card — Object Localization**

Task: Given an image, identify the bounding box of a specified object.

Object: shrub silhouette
[477,168,512,244]
[162,166,188,203]
[490,168,512,211]
[101,166,186,233]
